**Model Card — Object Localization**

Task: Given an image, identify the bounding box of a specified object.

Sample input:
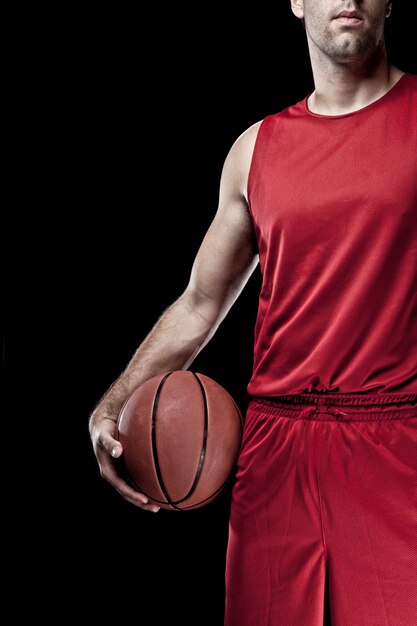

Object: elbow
[181,285,224,332]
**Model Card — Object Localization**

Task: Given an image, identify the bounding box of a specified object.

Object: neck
[307,50,403,116]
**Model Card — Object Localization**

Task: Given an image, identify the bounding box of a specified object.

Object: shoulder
[225,109,289,171]
[391,67,417,94]
[231,119,264,160]
[405,72,417,89]
[221,119,264,183]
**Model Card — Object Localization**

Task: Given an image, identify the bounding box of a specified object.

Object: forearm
[89,291,216,426]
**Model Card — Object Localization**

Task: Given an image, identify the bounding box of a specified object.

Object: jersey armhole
[246,115,275,218]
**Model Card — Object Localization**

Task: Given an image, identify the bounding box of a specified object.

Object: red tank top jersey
[247,73,417,396]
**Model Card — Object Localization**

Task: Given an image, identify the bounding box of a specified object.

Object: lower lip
[335,16,362,25]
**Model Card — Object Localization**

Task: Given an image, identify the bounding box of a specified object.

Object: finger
[110,443,123,458]
[96,429,123,458]
[115,481,160,512]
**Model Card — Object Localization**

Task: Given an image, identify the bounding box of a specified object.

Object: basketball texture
[117,370,244,511]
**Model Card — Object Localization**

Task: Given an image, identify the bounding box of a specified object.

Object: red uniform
[225,74,417,625]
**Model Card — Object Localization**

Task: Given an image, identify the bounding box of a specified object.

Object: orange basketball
[116,370,244,510]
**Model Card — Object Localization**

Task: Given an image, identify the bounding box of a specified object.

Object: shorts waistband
[249,393,417,421]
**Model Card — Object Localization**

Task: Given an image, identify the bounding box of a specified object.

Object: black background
[8,4,416,623]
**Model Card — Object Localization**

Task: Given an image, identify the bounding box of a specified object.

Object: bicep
[189,196,258,306]
[188,196,258,323]
[186,141,260,322]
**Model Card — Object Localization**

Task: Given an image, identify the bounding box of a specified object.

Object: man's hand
[89,412,160,513]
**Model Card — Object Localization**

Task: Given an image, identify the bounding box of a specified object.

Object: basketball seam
[151,371,210,510]
[151,371,183,510]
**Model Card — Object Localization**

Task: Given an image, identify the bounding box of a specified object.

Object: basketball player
[89,1,417,624]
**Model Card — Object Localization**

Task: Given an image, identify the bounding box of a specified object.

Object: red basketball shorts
[224,392,417,626]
